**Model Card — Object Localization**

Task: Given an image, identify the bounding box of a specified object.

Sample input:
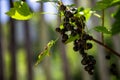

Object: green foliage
[6,1,33,20]
[93,0,120,11]
[74,8,92,21]
[83,8,91,21]
[111,6,120,35]
[65,35,79,44]
[94,26,111,34]
[35,40,57,66]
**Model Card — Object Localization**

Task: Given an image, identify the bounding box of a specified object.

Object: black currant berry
[88,70,94,75]
[105,55,111,60]
[60,29,66,34]
[55,27,61,32]
[110,66,118,76]
[80,51,87,57]
[80,15,86,21]
[83,34,93,40]
[75,21,82,28]
[85,65,94,71]
[63,17,69,22]
[73,45,79,51]
[71,17,76,22]
[85,43,93,50]
[75,28,82,34]
[64,10,73,18]
[81,58,88,65]
[67,25,74,31]
[71,30,77,36]
[62,34,68,40]
[59,4,66,11]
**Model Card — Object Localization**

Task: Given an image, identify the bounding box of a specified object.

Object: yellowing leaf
[35,40,57,66]
[10,10,33,20]
[6,1,33,20]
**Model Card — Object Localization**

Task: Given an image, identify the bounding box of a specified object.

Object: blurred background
[0,0,120,80]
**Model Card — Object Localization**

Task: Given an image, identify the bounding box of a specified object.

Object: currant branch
[92,38,120,58]
[101,9,105,43]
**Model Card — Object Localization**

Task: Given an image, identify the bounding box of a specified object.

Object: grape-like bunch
[56,2,96,75]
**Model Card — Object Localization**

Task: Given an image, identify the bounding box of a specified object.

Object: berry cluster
[56,2,96,75]
[105,54,119,77]
[110,63,118,76]
[74,34,96,75]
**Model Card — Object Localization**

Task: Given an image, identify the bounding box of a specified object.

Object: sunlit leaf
[35,39,57,66]
[6,1,33,20]
[60,24,64,29]
[94,26,111,34]
[75,8,91,21]
[83,8,91,21]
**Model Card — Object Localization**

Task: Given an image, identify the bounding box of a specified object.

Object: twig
[92,38,120,58]
[101,10,104,43]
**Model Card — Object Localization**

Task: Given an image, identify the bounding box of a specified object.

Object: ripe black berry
[80,15,86,21]
[62,34,68,40]
[85,43,93,50]
[73,45,79,51]
[64,10,73,18]
[105,55,111,60]
[63,17,69,22]
[60,29,66,34]
[83,34,93,40]
[71,17,76,22]
[55,27,61,32]
[71,30,77,36]
[59,4,66,11]
[84,65,94,71]
[110,64,118,76]
[88,70,94,75]
[75,21,82,28]
[81,57,88,65]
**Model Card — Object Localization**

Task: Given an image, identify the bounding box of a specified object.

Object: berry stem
[92,38,120,58]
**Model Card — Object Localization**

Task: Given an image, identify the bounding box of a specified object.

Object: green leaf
[111,7,120,35]
[14,1,21,8]
[66,4,76,7]
[74,8,91,21]
[6,1,33,20]
[93,0,120,11]
[112,21,120,35]
[77,7,84,12]
[94,26,111,34]
[6,8,16,16]
[65,35,79,44]
[35,39,57,66]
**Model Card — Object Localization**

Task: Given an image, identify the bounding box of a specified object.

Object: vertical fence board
[39,3,52,80]
[9,0,17,80]
[24,21,33,80]
[0,21,4,80]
